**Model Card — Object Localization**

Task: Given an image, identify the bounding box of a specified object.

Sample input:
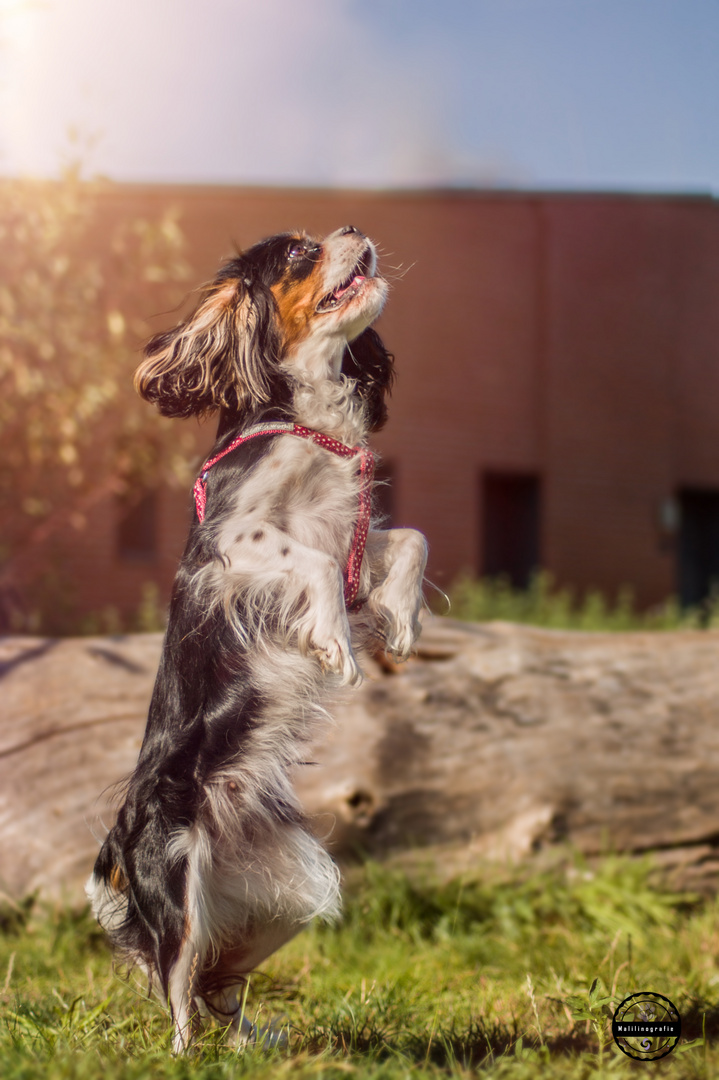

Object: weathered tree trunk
[2,618,719,903]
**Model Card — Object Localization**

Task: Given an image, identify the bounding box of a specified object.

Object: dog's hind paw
[234,1014,289,1050]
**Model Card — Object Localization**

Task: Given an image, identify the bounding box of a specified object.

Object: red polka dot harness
[193,422,375,610]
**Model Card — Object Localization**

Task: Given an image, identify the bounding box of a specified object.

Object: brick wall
[5,184,719,623]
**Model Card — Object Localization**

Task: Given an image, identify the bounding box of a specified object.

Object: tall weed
[449,571,719,630]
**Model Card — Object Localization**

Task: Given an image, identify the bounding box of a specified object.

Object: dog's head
[135,226,393,431]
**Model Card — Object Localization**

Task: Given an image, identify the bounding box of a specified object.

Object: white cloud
[4,0,711,191]
[0,0,500,185]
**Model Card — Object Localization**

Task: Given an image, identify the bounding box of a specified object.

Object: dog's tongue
[334,275,365,300]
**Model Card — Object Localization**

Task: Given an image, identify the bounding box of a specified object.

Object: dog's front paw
[378,607,422,662]
[369,588,423,663]
[313,637,363,686]
[366,528,427,663]
[384,613,422,662]
[305,608,362,685]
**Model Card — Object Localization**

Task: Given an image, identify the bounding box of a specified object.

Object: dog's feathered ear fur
[342,327,395,432]
[135,270,283,419]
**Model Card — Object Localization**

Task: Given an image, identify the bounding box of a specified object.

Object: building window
[481,471,541,588]
[117,488,158,561]
[678,488,719,609]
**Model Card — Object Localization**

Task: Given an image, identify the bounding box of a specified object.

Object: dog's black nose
[341,225,363,236]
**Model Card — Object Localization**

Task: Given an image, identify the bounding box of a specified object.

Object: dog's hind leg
[167,935,207,1053]
[164,829,214,1053]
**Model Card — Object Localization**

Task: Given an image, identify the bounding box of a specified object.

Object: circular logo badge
[612,992,681,1061]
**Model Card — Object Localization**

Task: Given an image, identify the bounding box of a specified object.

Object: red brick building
[12,185,719,624]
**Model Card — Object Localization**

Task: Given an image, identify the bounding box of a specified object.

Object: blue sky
[1,0,717,192]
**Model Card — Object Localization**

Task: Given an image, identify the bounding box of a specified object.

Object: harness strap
[192,422,375,610]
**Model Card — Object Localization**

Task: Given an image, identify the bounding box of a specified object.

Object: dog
[86,225,428,1051]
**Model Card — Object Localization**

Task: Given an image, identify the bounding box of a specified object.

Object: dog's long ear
[342,327,395,432]
[135,271,283,419]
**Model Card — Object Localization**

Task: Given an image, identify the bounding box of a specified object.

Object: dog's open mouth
[316,248,375,313]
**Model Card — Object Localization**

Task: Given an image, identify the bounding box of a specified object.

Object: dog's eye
[288,242,320,261]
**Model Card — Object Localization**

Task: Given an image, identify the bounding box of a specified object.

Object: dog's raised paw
[313,638,363,686]
[384,624,418,662]
[370,597,421,663]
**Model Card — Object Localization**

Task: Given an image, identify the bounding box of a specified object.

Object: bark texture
[2,618,718,902]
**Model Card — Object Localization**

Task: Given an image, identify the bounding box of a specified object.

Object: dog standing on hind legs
[86,225,428,1051]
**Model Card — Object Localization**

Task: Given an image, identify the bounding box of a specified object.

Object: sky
[0,0,718,193]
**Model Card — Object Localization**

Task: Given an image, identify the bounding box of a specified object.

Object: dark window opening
[678,488,719,609]
[117,489,158,561]
[373,460,395,527]
[481,472,541,588]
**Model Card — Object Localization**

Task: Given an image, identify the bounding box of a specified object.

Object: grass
[1,856,716,1077]
[448,572,719,631]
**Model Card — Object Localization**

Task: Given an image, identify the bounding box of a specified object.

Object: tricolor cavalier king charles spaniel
[87,226,428,1051]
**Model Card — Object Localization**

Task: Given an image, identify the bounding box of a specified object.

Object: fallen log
[2,618,719,903]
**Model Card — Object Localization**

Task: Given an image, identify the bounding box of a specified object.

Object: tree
[0,169,194,630]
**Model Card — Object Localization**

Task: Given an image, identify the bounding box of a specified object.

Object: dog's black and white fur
[86,225,428,1051]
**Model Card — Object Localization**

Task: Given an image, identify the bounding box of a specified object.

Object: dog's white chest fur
[218,436,360,566]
